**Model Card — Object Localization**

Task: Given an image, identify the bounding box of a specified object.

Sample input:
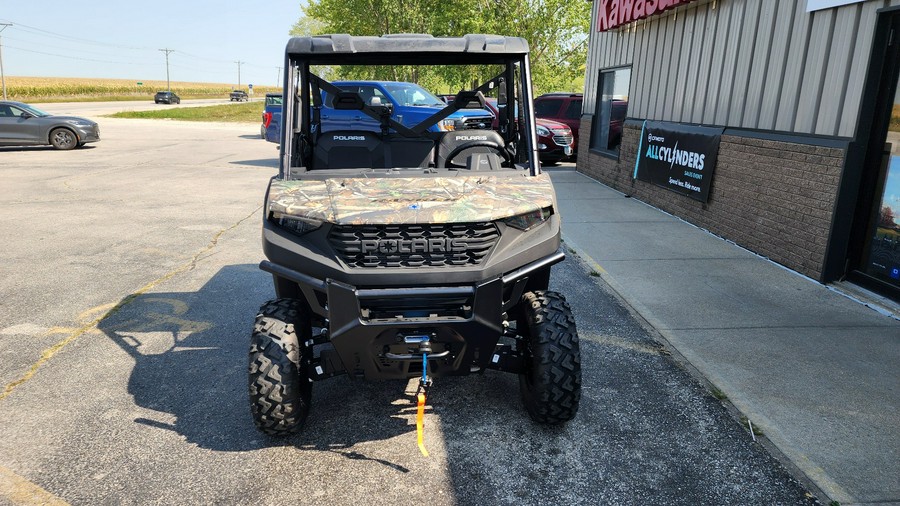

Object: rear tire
[517,290,581,424]
[248,298,312,435]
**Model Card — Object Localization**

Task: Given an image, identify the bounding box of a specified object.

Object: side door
[0,104,40,145]
[352,84,384,132]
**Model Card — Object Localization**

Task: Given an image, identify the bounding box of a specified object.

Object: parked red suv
[534,93,582,154]
[483,98,572,164]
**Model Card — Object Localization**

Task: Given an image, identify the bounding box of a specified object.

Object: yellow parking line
[581,332,662,355]
[0,465,69,506]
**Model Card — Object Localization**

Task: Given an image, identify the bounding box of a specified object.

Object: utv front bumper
[259,250,564,380]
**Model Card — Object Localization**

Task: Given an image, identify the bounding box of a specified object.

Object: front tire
[517,290,581,424]
[248,298,313,435]
[49,128,77,150]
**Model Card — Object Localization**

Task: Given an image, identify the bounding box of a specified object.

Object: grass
[108,102,263,123]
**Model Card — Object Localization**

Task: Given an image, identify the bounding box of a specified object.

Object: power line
[0,19,154,51]
[0,18,280,84]
[3,35,157,63]
[4,44,144,65]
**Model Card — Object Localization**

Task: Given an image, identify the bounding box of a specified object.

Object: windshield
[290,61,532,174]
[20,104,50,117]
[382,83,444,107]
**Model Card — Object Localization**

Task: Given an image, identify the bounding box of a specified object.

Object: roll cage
[277,34,542,178]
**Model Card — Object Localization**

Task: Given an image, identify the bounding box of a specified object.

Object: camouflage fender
[267,173,556,224]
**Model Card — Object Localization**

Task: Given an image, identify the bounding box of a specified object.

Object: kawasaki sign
[597,0,697,32]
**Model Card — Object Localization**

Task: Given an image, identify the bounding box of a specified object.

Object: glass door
[852,11,900,297]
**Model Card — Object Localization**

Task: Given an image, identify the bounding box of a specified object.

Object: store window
[590,67,631,155]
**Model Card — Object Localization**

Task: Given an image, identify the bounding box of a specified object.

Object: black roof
[285,34,529,65]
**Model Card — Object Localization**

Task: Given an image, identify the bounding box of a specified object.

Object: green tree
[291,0,590,95]
[879,206,897,229]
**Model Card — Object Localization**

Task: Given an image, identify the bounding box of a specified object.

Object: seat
[436,129,507,168]
[313,131,384,169]
[383,134,435,168]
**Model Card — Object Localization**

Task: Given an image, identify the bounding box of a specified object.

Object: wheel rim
[52,130,75,149]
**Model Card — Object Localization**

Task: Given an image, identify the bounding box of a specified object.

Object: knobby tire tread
[248,298,312,436]
[519,290,582,424]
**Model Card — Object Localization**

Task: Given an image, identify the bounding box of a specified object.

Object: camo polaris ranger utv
[250,34,581,437]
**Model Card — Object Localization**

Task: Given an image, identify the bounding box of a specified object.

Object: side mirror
[367,96,393,116]
[20,111,33,119]
[497,78,507,106]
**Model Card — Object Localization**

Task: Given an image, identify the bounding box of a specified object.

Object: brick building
[579,0,900,300]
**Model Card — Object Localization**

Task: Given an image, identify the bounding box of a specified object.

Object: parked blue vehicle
[261,92,283,139]
[265,80,493,144]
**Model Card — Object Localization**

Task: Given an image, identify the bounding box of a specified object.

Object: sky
[0,0,304,87]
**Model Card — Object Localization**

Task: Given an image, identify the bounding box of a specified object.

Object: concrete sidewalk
[549,168,900,506]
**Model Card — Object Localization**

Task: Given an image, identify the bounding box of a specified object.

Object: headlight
[271,212,322,236]
[65,119,93,127]
[503,206,553,231]
[536,125,551,137]
[438,119,456,131]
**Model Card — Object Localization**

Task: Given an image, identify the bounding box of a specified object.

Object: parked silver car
[0,101,100,150]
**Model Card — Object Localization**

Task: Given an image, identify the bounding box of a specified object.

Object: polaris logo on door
[359,238,467,254]
[333,135,367,141]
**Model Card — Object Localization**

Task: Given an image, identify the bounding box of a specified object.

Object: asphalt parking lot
[0,114,817,505]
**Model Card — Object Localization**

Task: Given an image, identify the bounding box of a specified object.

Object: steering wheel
[441,141,511,168]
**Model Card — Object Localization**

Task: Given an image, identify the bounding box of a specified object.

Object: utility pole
[234,60,244,89]
[159,48,174,91]
[276,66,281,87]
[0,23,12,100]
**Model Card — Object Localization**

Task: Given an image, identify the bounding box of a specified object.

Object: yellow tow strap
[416,392,429,457]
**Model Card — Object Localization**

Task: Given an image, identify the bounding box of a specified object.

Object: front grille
[461,116,493,130]
[329,222,500,268]
[552,134,573,147]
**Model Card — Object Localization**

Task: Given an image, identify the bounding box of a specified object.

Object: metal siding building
[579,0,900,298]
[584,0,899,137]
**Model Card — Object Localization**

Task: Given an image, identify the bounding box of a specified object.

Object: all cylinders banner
[633,121,723,202]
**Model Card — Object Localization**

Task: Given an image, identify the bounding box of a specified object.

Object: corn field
[3,77,281,101]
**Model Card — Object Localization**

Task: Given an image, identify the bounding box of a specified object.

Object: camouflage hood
[267,173,555,225]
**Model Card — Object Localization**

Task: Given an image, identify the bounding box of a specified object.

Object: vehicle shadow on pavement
[0,145,97,152]
[94,264,436,465]
[95,264,271,452]
[229,158,278,168]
